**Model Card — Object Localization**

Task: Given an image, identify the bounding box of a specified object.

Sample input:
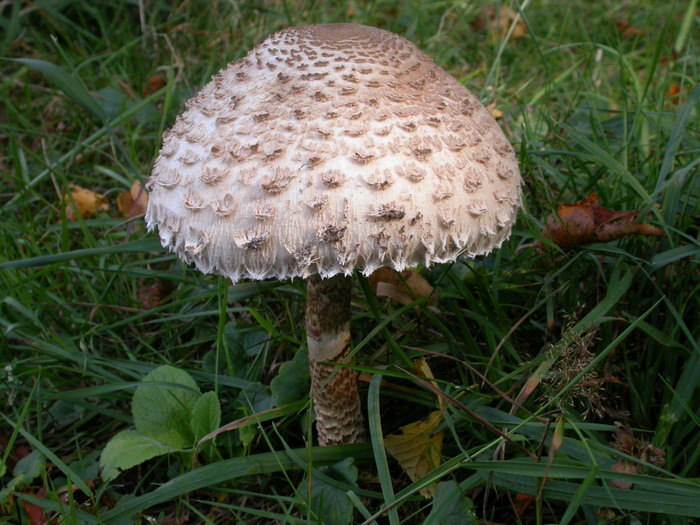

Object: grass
[1,0,698,523]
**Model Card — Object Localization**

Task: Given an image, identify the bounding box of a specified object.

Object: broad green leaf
[425,481,477,525]
[0,474,25,503]
[12,450,45,481]
[0,450,45,501]
[299,458,359,525]
[132,365,201,449]
[100,430,180,482]
[239,382,274,414]
[271,348,310,406]
[191,391,221,443]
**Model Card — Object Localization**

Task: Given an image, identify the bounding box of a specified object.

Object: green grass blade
[3,58,108,122]
[367,373,400,525]
[98,444,372,523]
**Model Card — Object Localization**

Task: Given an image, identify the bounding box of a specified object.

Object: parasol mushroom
[145,24,522,446]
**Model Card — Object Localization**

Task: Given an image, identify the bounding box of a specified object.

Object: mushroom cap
[146,24,522,282]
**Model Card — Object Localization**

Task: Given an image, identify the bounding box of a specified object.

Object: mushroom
[145,24,522,446]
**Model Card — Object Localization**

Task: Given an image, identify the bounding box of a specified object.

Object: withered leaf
[539,194,665,250]
[486,102,503,120]
[385,410,444,499]
[473,5,527,43]
[385,358,444,499]
[117,180,149,219]
[369,268,437,306]
[64,184,109,220]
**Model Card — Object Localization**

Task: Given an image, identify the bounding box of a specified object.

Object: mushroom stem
[306,273,364,445]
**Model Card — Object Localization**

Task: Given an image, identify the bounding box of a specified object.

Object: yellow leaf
[412,357,434,380]
[385,410,444,498]
[412,357,445,411]
[64,184,108,220]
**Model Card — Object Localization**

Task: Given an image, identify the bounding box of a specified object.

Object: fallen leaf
[538,194,665,250]
[64,184,109,220]
[486,103,503,120]
[514,492,535,518]
[137,278,174,309]
[413,358,445,411]
[615,20,642,38]
[610,423,665,489]
[146,74,166,95]
[664,83,685,104]
[610,460,636,490]
[23,488,48,525]
[385,358,444,499]
[385,410,444,499]
[117,180,149,219]
[368,268,437,306]
[473,5,527,43]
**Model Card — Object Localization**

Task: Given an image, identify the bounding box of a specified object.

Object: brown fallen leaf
[610,423,665,489]
[384,358,444,499]
[146,74,166,95]
[137,278,174,309]
[473,5,527,43]
[486,102,503,120]
[615,20,643,38]
[117,180,149,219]
[368,268,437,306]
[64,184,109,220]
[539,194,665,250]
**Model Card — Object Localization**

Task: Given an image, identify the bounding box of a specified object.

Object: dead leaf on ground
[117,179,149,219]
[145,74,166,95]
[384,358,445,499]
[615,20,643,38]
[486,102,503,120]
[385,410,444,499]
[610,423,665,489]
[538,194,665,250]
[473,5,527,43]
[664,83,685,105]
[64,184,109,220]
[368,268,437,306]
[23,488,48,525]
[137,278,174,309]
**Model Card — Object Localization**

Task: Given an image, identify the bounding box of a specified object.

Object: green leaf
[299,458,359,525]
[239,382,274,414]
[271,348,310,406]
[13,450,45,481]
[0,474,25,503]
[0,450,46,501]
[132,365,201,449]
[191,391,221,443]
[425,481,477,525]
[100,430,180,482]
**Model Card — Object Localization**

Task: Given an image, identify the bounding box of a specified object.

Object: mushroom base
[306,273,364,445]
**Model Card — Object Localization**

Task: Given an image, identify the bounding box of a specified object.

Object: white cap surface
[146,24,522,282]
